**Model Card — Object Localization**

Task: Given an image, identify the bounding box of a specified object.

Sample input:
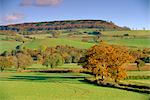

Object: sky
[0,0,149,30]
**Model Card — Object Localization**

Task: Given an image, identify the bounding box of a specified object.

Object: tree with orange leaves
[78,41,133,82]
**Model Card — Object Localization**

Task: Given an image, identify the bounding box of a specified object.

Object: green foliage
[123,33,129,36]
[43,53,64,68]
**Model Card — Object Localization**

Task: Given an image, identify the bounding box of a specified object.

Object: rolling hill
[0,20,130,32]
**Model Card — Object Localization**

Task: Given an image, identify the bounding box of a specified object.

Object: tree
[135,59,145,71]
[51,31,61,38]
[43,53,64,68]
[78,41,133,82]
[1,51,11,56]
[0,56,13,72]
[16,53,33,70]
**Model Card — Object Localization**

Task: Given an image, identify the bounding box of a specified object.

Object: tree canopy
[78,41,134,82]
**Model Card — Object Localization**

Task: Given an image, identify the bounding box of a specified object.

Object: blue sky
[0,0,149,29]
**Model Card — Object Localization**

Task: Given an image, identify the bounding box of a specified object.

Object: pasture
[23,38,94,49]
[0,41,21,53]
[0,30,150,54]
[0,72,149,100]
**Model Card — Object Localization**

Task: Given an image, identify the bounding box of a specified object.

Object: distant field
[0,30,149,53]
[0,72,148,100]
[24,38,94,49]
[28,34,51,39]
[0,40,21,53]
[102,30,150,36]
[107,38,150,48]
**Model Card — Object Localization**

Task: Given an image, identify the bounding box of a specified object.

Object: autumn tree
[0,56,13,72]
[16,53,33,70]
[78,41,133,82]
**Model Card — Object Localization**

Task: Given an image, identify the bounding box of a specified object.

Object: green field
[107,38,150,48]
[0,41,21,53]
[0,72,148,100]
[127,71,150,76]
[24,38,94,49]
[102,30,150,36]
[0,30,149,53]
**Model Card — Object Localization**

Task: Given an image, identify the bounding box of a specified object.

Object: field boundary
[84,78,150,94]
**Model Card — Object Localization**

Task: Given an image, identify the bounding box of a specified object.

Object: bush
[123,33,129,36]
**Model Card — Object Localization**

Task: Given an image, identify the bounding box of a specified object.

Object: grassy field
[102,30,150,36]
[0,72,149,100]
[127,71,150,76]
[107,38,150,48]
[0,30,149,53]
[26,63,81,71]
[124,79,150,86]
[24,38,94,49]
[0,40,21,53]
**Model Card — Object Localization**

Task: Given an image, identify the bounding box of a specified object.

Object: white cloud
[36,0,62,6]
[20,0,63,6]
[1,13,24,25]
[5,13,24,21]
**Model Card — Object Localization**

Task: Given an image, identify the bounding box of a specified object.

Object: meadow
[0,71,149,100]
[23,38,94,49]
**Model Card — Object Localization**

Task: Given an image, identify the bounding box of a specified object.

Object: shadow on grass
[5,75,86,83]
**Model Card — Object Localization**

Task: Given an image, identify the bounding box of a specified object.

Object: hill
[0,20,130,32]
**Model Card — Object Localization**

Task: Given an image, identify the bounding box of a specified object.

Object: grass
[108,38,150,48]
[0,40,21,53]
[124,79,150,86]
[0,72,149,100]
[127,71,150,76]
[102,30,150,36]
[27,63,81,70]
[24,38,94,49]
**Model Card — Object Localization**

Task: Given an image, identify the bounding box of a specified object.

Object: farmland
[0,30,150,53]
[23,38,94,49]
[0,72,149,100]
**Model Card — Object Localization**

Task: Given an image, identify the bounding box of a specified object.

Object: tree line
[0,45,86,71]
[0,42,149,83]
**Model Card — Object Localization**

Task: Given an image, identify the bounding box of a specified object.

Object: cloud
[5,13,24,21]
[20,0,33,6]
[1,13,25,25]
[20,0,63,6]
[36,0,62,6]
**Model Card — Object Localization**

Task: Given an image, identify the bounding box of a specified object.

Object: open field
[23,38,94,49]
[27,63,81,71]
[124,79,150,86]
[0,30,149,53]
[0,41,21,53]
[106,38,150,48]
[102,30,150,37]
[0,72,148,100]
[127,71,150,76]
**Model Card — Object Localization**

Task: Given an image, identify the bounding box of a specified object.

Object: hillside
[0,20,130,32]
